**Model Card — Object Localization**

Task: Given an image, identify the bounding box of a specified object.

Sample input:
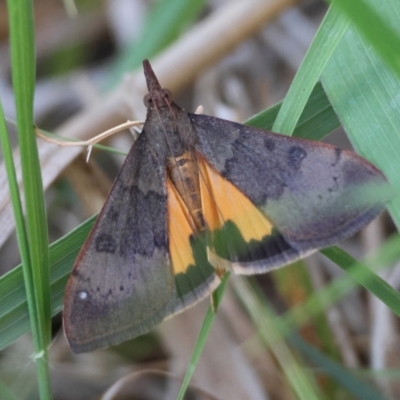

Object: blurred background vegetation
[0,0,400,399]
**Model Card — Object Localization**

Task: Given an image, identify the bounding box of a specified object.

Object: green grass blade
[242,276,388,399]
[355,368,400,381]
[277,235,400,337]
[330,0,400,79]
[272,5,348,135]
[247,81,340,140]
[0,217,95,351]
[272,258,342,396]
[234,278,325,400]
[0,382,19,400]
[0,99,32,351]
[177,273,230,400]
[236,234,400,398]
[262,9,349,386]
[321,247,400,316]
[288,334,386,400]
[6,0,51,397]
[321,0,400,229]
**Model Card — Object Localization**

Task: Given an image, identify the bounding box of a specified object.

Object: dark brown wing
[63,132,173,352]
[191,113,388,273]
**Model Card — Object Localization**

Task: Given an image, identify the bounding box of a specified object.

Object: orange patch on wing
[167,178,196,274]
[197,154,273,242]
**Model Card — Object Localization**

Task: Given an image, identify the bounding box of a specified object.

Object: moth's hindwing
[167,178,220,308]
[191,113,389,274]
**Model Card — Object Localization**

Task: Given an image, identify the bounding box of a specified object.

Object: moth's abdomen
[167,151,205,232]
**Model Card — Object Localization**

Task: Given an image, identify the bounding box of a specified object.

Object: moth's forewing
[191,113,389,273]
[63,132,219,353]
[63,133,170,352]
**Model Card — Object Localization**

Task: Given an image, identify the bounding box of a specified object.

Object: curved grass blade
[177,273,230,400]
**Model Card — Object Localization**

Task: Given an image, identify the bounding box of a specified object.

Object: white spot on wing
[78,291,88,300]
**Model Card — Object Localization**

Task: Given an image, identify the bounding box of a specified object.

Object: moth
[63,60,388,353]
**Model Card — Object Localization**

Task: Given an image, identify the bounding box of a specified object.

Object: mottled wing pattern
[191,113,388,274]
[63,132,173,352]
[63,131,218,352]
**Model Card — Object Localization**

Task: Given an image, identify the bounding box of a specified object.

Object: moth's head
[143,59,172,109]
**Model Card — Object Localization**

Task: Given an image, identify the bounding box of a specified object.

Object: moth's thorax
[144,102,197,158]
[144,97,205,232]
[142,70,206,235]
[147,88,172,110]
[167,151,205,232]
